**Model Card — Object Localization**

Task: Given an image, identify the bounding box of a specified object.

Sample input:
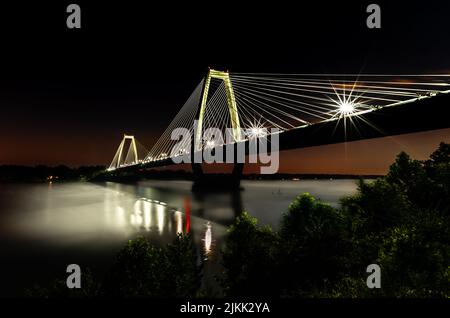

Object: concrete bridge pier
[191,162,244,192]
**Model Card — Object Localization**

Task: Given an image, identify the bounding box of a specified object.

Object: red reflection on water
[184,197,191,233]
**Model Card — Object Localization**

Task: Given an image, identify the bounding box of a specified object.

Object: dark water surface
[0,179,361,296]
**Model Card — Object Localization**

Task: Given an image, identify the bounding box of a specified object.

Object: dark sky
[0,1,449,172]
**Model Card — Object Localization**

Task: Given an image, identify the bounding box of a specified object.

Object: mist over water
[0,179,361,296]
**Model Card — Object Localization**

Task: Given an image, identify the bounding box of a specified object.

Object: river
[0,179,363,296]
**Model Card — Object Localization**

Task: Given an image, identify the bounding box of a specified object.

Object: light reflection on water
[129,198,205,246]
[204,222,212,258]
[106,192,220,260]
[102,189,223,261]
[175,211,183,234]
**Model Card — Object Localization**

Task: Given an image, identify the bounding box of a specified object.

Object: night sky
[0,1,449,173]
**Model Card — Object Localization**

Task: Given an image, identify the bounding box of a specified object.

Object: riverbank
[0,165,105,182]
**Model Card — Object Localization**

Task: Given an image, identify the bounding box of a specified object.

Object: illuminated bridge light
[339,102,355,115]
[248,126,266,139]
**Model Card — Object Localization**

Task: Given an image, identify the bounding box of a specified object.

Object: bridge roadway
[116,92,450,172]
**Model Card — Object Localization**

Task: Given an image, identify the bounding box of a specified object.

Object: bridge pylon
[108,134,142,170]
[194,68,242,152]
[190,69,245,190]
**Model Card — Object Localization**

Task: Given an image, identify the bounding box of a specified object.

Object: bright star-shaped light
[339,102,355,115]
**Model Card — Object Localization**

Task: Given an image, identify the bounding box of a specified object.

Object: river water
[0,179,362,296]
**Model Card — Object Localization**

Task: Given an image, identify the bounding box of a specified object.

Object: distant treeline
[0,165,105,182]
[1,164,381,183]
[100,168,382,182]
[243,173,382,180]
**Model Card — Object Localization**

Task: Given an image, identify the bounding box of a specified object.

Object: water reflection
[116,206,126,228]
[191,189,243,223]
[156,204,165,233]
[143,201,151,230]
[204,222,212,257]
[126,198,167,233]
[174,211,183,234]
[108,194,216,259]
[131,200,143,227]
[184,197,191,233]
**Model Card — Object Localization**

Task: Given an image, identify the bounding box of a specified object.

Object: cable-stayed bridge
[107,69,450,186]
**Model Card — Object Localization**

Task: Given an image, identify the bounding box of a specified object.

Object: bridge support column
[191,161,243,192]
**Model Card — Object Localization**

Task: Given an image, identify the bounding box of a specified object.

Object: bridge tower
[108,134,139,170]
[191,69,244,190]
[194,68,242,151]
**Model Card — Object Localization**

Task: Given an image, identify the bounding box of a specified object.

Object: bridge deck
[116,92,450,172]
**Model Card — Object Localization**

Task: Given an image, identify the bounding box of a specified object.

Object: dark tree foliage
[101,236,169,297]
[165,234,203,297]
[279,193,349,296]
[338,143,450,297]
[101,234,201,297]
[29,234,202,298]
[26,270,99,298]
[221,212,279,296]
[221,142,450,298]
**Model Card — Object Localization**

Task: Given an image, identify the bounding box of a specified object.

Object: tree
[221,212,279,296]
[424,142,450,212]
[378,212,450,297]
[221,143,450,298]
[101,234,201,297]
[165,234,202,297]
[278,193,349,296]
[222,195,349,297]
[338,143,450,297]
[26,269,99,298]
